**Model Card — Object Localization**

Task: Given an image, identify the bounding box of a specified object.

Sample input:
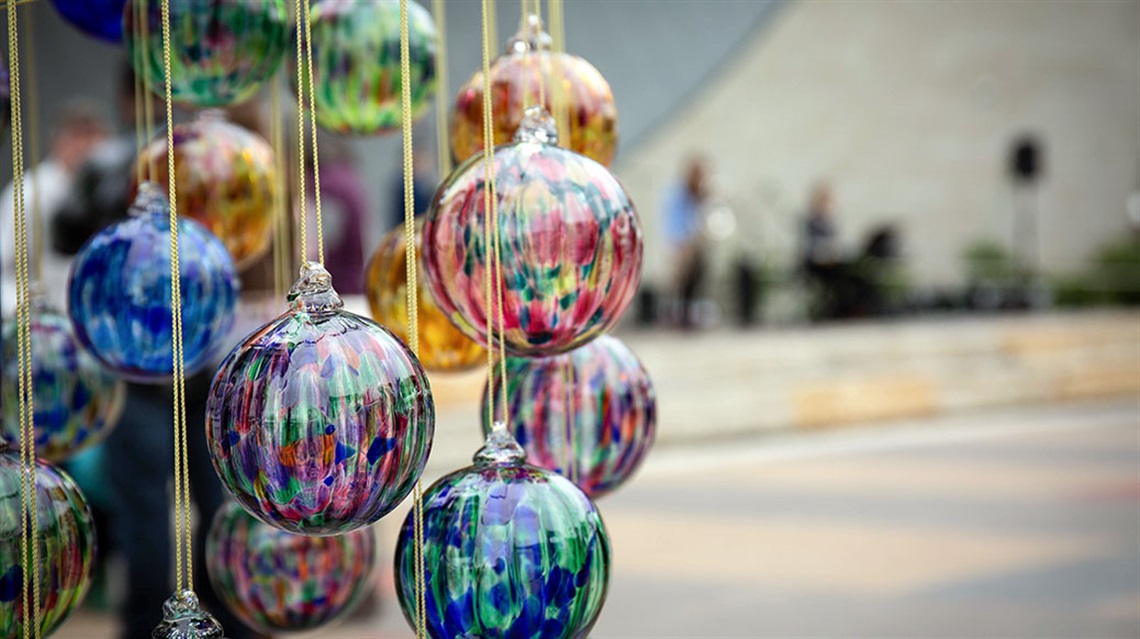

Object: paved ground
[56,399,1139,638]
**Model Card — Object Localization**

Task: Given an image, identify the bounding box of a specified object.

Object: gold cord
[432,0,450,178]
[300,0,324,264]
[292,0,309,263]
[481,0,499,428]
[7,1,40,636]
[548,0,568,143]
[398,2,427,636]
[21,8,39,284]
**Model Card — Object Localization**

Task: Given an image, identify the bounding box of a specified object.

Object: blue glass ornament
[50,0,127,43]
[68,182,238,382]
[2,295,125,461]
[151,590,227,639]
[394,423,610,638]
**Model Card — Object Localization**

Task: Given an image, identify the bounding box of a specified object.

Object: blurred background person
[662,154,711,329]
[304,130,369,294]
[385,145,437,233]
[1,100,107,315]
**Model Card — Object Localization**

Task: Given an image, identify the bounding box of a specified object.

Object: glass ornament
[67,182,238,382]
[1,296,125,462]
[394,423,610,638]
[206,261,434,535]
[364,221,484,372]
[423,107,643,356]
[206,501,376,633]
[294,0,437,135]
[134,111,278,269]
[485,335,655,498]
[452,15,618,167]
[151,590,226,639]
[50,0,127,43]
[125,0,289,108]
[0,446,96,638]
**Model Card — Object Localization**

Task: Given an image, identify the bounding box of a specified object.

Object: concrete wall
[619,1,1140,288]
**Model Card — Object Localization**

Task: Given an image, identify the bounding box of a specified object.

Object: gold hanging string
[547,0,567,143]
[7,1,40,636]
[157,0,193,593]
[300,0,324,264]
[486,0,497,64]
[20,7,40,284]
[292,0,311,264]
[481,0,500,428]
[131,0,145,186]
[431,0,450,178]
[397,2,428,637]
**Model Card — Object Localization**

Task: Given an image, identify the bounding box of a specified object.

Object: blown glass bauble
[294,0,437,135]
[364,222,484,372]
[0,447,96,638]
[207,262,434,535]
[68,182,238,382]
[135,111,278,269]
[1,298,125,461]
[206,501,376,633]
[485,335,655,498]
[424,107,643,356]
[51,0,126,43]
[126,0,289,108]
[452,15,618,167]
[151,590,227,639]
[395,424,610,638]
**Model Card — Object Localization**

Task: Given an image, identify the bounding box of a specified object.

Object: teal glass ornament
[0,446,97,638]
[293,0,437,135]
[394,423,610,638]
[1,295,125,461]
[67,182,238,382]
[125,0,289,108]
[207,262,434,535]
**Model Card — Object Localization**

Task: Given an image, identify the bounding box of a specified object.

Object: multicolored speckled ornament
[1,297,125,461]
[206,501,376,633]
[485,335,655,498]
[0,447,96,639]
[50,0,127,43]
[207,262,433,535]
[452,15,618,166]
[365,221,484,372]
[394,423,610,638]
[151,590,227,639]
[424,107,643,356]
[126,0,289,107]
[135,111,278,269]
[294,0,437,135]
[68,183,238,382]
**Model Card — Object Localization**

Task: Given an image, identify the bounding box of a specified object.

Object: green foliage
[1052,234,1140,307]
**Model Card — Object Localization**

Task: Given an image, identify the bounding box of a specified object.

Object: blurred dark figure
[663,155,709,328]
[306,132,368,294]
[387,146,436,232]
[53,62,259,639]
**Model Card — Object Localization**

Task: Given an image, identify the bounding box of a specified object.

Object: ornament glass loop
[485,335,655,498]
[207,262,434,535]
[206,501,376,633]
[452,15,618,166]
[67,182,239,382]
[395,422,610,638]
[294,0,437,135]
[424,107,643,356]
[135,111,279,269]
[0,447,97,638]
[151,590,227,639]
[364,221,484,372]
[1,295,125,461]
[125,0,289,108]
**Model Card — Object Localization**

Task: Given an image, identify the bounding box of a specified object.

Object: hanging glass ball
[151,590,227,639]
[206,501,376,633]
[0,447,96,639]
[134,112,278,269]
[1,297,125,462]
[424,107,643,356]
[68,182,238,382]
[50,0,127,43]
[364,221,484,372]
[452,15,618,167]
[294,0,437,135]
[207,262,434,535]
[484,335,655,498]
[395,424,610,638]
[125,0,289,108]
